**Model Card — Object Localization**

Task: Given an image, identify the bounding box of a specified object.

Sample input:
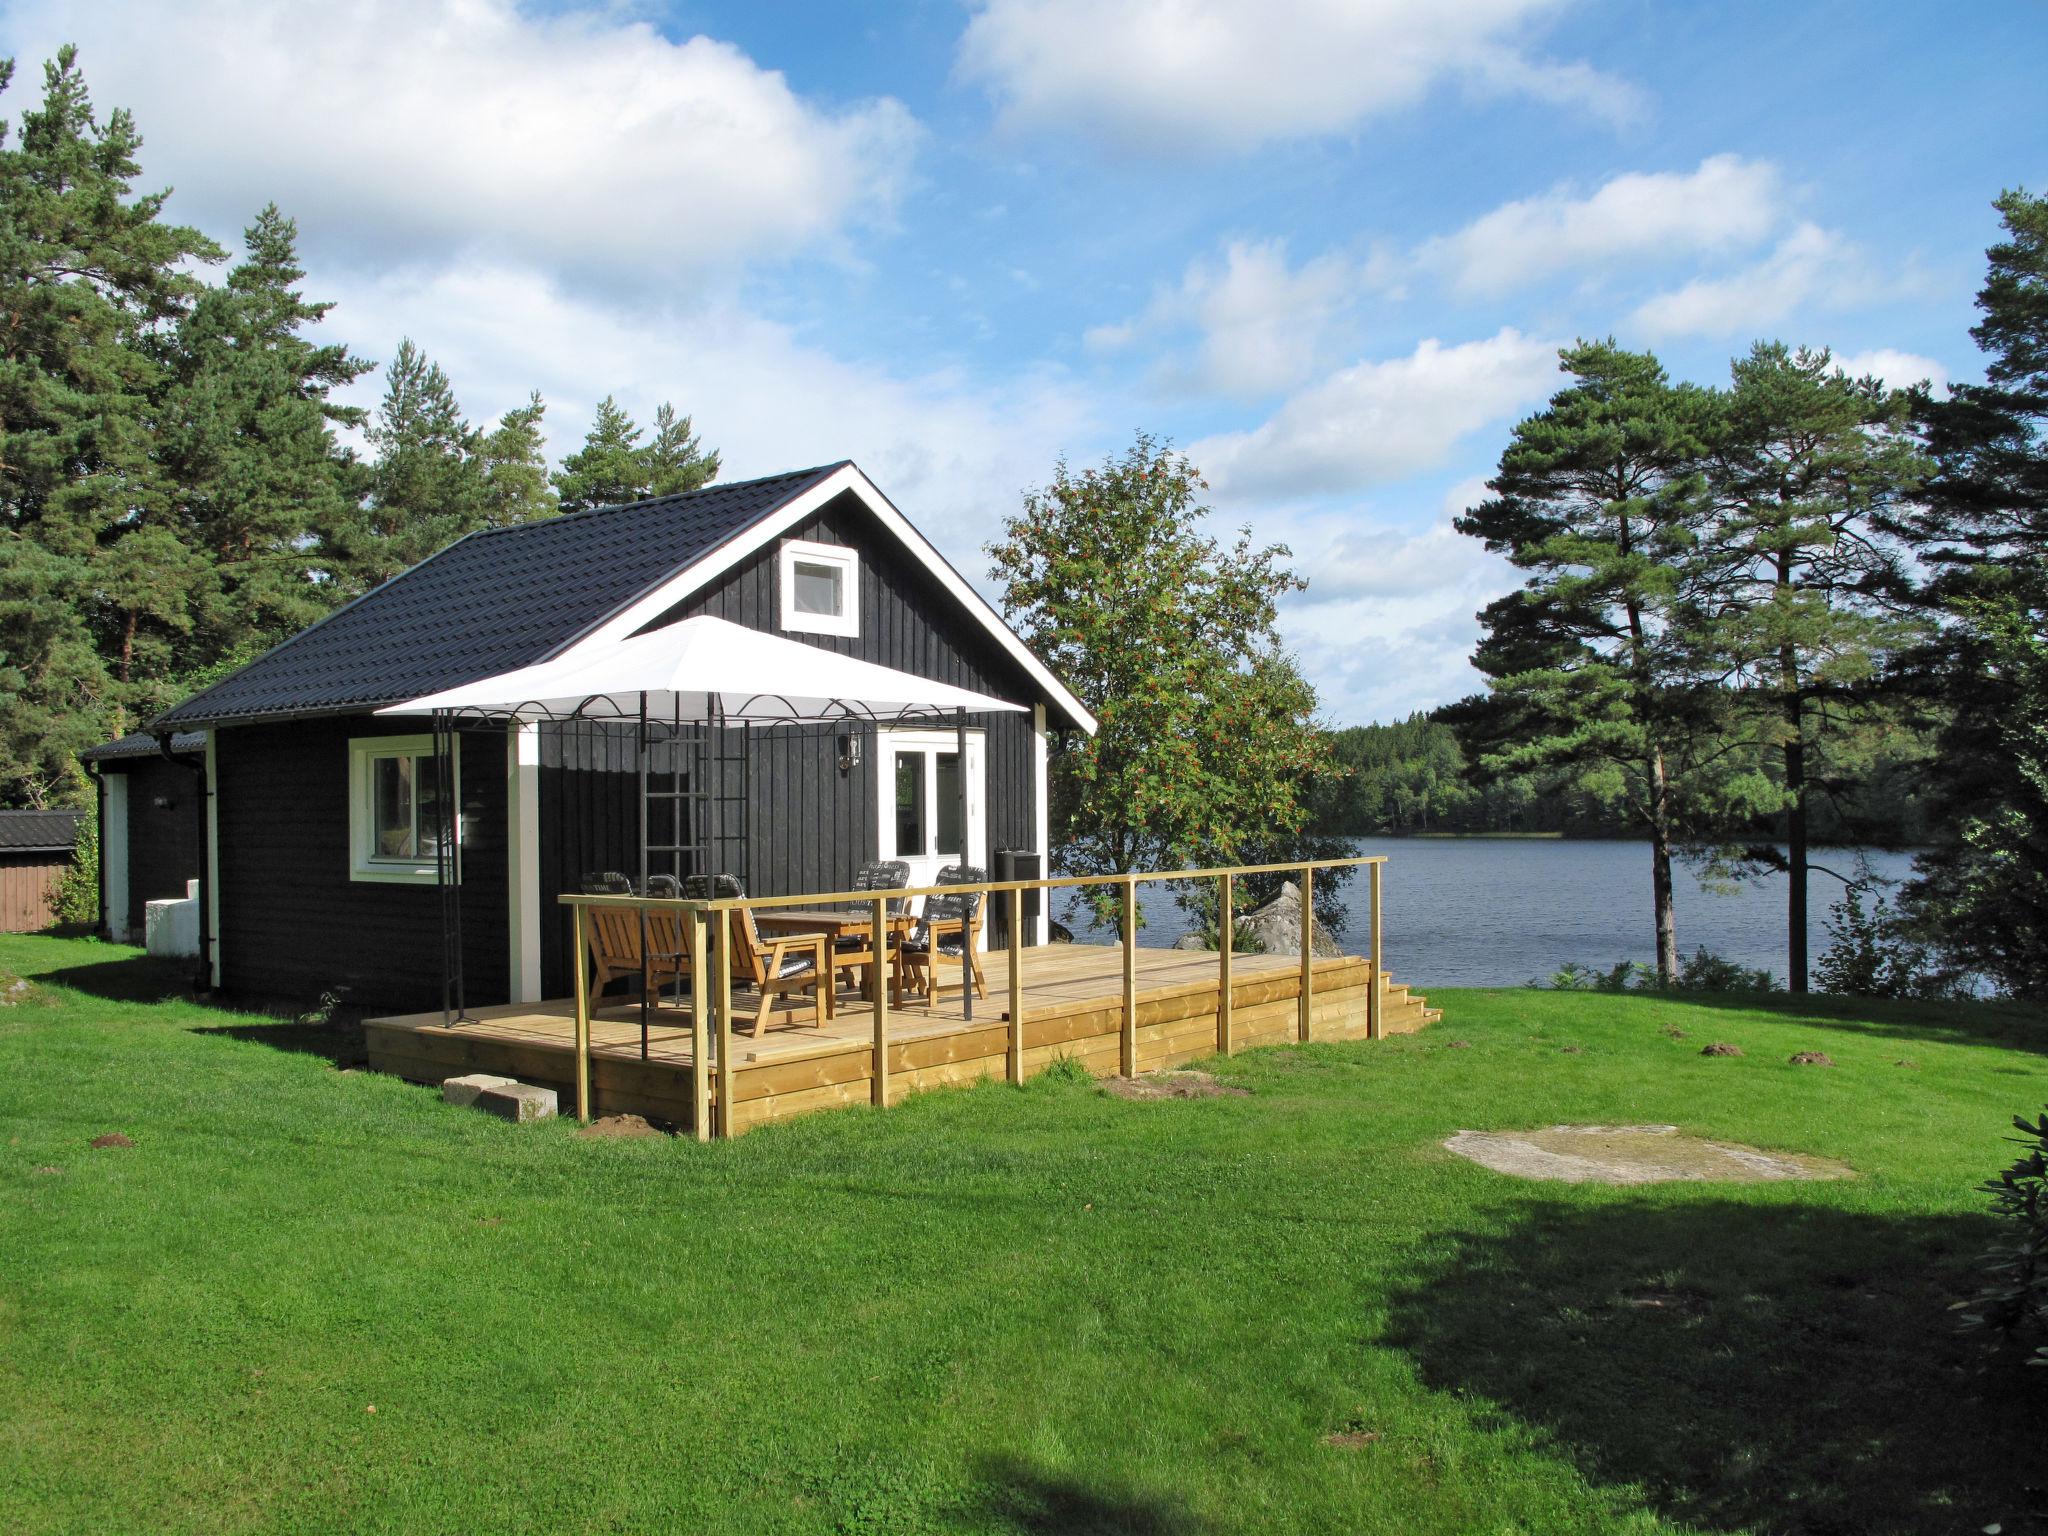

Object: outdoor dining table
[753,908,918,1007]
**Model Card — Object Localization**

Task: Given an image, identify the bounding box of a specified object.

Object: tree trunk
[1647,745,1679,985]
[1782,646,1809,993]
[118,610,136,685]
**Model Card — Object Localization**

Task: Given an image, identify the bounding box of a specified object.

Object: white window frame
[777,537,860,639]
[348,734,461,885]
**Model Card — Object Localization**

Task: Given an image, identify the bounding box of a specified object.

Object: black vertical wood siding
[105,756,203,935]
[536,489,1044,996]
[216,715,509,1011]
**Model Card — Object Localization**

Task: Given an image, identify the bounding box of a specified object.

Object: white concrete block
[441,1073,519,1107]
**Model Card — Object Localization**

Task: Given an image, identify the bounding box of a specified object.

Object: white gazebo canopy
[376,615,1024,724]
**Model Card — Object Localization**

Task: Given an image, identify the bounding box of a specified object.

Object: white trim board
[1031,703,1049,946]
[102,774,130,943]
[565,463,1098,736]
[506,721,541,1003]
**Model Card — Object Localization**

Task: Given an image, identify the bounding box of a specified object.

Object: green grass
[2,933,2043,1535]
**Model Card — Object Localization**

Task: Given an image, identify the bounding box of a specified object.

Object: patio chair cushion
[682,872,745,900]
[770,953,819,979]
[581,870,634,895]
[851,859,913,914]
[909,864,985,950]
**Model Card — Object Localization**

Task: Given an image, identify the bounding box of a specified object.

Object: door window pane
[894,751,925,856]
[372,755,415,859]
[935,751,961,857]
[793,559,843,617]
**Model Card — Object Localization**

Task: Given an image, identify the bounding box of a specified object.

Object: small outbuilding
[0,809,84,933]
[80,732,207,946]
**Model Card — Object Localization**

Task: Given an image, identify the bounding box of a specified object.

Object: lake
[1054,838,1921,988]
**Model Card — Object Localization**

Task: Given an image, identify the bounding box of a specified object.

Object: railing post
[713,906,735,1138]
[1217,872,1233,1056]
[688,909,710,1140]
[871,896,890,1107]
[1120,876,1138,1076]
[1007,886,1025,1084]
[571,902,591,1124]
[1368,860,1384,1041]
[1298,865,1314,1042]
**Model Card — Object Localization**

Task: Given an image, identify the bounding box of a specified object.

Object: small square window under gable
[778,538,860,639]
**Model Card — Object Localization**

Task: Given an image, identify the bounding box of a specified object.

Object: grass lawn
[2,933,2044,1535]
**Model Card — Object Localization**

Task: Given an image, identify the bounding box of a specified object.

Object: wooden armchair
[900,864,988,1008]
[728,904,835,1036]
[581,872,689,999]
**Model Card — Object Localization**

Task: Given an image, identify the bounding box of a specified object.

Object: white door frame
[876,727,986,943]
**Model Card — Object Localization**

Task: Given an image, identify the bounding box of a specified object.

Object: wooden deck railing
[557,855,1388,1137]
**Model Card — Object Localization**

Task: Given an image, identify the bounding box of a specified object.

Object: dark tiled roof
[81,731,207,763]
[155,465,845,729]
[0,809,83,852]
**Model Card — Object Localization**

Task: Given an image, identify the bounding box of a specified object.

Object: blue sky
[3,0,2042,723]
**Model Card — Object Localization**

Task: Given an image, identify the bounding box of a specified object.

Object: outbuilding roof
[154,465,845,729]
[0,809,83,853]
[81,731,207,763]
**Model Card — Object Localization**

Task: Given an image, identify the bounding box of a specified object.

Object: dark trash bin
[991,849,1042,946]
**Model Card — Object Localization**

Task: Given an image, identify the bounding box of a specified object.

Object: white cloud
[1630,223,1890,338]
[1091,238,1382,398]
[1191,329,1559,498]
[956,0,1640,155]
[1831,348,1948,394]
[0,0,919,282]
[1423,154,1782,296]
[320,262,1096,573]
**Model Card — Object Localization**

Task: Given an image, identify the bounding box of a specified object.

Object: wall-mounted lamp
[152,794,177,811]
[836,732,864,776]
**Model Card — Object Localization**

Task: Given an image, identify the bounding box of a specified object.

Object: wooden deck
[365,942,1436,1134]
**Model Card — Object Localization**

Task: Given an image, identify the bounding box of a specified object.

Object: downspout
[157,733,212,994]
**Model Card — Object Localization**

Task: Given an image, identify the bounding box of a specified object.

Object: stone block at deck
[476,1082,558,1122]
[442,1073,519,1107]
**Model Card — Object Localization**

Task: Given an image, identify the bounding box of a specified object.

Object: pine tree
[158,203,370,684]
[1899,190,2048,997]
[476,390,556,528]
[550,396,647,513]
[1700,343,1930,992]
[0,47,220,804]
[326,339,484,595]
[641,402,719,496]
[1454,341,1731,984]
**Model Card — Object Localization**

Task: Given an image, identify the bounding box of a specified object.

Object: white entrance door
[877,727,986,902]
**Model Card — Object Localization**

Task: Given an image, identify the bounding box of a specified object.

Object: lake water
[1054,839,1921,988]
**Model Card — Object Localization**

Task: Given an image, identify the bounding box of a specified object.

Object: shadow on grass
[948,1456,1208,1535]
[1653,988,2047,1057]
[16,948,372,1068]
[189,1017,368,1070]
[1385,1198,2048,1535]
[21,951,200,1005]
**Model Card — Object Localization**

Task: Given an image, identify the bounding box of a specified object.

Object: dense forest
[1309,712,1937,846]
[0,49,718,809]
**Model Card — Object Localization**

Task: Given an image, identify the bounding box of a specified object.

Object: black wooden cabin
[142,463,1093,1011]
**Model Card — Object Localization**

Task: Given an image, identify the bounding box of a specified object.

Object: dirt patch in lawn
[1444,1124,1853,1185]
[577,1114,668,1140]
[1103,1070,1249,1102]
